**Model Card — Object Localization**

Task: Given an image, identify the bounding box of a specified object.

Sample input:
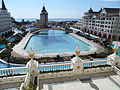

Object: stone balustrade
[0,59,112,78]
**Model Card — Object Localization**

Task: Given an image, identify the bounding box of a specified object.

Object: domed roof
[41,6,47,13]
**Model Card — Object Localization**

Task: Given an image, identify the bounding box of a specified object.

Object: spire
[99,8,103,12]
[41,6,48,14]
[88,7,93,13]
[2,0,7,10]
[41,6,47,12]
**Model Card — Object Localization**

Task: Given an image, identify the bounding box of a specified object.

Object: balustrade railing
[38,63,73,73]
[0,67,27,77]
[0,59,112,77]
[83,60,111,68]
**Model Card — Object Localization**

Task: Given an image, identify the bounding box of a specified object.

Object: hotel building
[0,0,12,37]
[82,8,120,40]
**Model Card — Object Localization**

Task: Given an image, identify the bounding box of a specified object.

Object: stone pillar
[108,44,120,68]
[20,48,40,90]
[71,56,83,75]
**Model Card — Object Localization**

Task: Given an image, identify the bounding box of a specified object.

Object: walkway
[70,27,99,38]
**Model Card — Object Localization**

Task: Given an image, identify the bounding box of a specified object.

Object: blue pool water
[26,27,36,31]
[25,30,90,54]
[0,44,6,50]
[14,28,22,34]
[8,37,15,42]
[0,61,24,69]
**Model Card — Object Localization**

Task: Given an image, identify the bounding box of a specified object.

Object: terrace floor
[41,72,120,90]
[0,72,120,90]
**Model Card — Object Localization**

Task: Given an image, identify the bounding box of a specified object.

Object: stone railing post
[108,44,120,68]
[71,56,83,75]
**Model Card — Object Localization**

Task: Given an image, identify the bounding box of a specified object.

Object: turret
[40,6,48,28]
[88,7,93,13]
[2,0,7,10]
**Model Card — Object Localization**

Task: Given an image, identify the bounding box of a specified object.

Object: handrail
[38,63,71,67]
[83,59,111,64]
[0,59,113,76]
[0,67,27,71]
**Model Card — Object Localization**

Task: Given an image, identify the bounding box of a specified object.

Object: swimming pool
[8,37,15,42]
[0,44,6,50]
[0,61,24,69]
[25,30,90,54]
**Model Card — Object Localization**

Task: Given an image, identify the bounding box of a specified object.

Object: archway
[2,34,5,37]
[108,34,111,39]
[98,32,101,37]
[119,36,120,41]
[87,30,89,33]
[94,31,97,35]
[91,30,93,34]
[103,33,107,38]
[84,28,87,32]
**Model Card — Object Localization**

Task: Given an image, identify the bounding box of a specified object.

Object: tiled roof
[104,8,120,13]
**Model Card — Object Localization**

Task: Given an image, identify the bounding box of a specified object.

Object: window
[109,18,111,20]
[111,30,112,33]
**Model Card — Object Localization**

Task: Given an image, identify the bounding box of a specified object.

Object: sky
[0,0,120,19]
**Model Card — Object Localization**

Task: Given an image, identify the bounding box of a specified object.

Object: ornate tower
[2,0,7,10]
[40,6,48,28]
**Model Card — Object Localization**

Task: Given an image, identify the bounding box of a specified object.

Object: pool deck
[70,27,99,38]
[11,30,104,58]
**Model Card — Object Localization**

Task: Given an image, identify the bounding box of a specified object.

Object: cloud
[101,0,120,1]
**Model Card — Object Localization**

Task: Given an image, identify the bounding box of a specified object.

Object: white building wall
[0,9,12,35]
[82,9,120,40]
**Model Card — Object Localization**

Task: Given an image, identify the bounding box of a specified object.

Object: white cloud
[101,0,120,1]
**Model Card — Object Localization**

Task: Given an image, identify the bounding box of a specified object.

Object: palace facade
[82,8,120,40]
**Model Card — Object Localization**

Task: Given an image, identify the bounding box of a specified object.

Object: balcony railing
[83,60,111,68]
[0,59,112,77]
[0,67,27,77]
[38,63,73,73]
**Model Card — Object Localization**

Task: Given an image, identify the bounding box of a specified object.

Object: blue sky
[0,0,120,19]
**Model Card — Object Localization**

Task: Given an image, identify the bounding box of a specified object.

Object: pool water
[25,30,90,54]
[0,44,6,50]
[14,28,22,34]
[0,61,24,69]
[8,37,15,42]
